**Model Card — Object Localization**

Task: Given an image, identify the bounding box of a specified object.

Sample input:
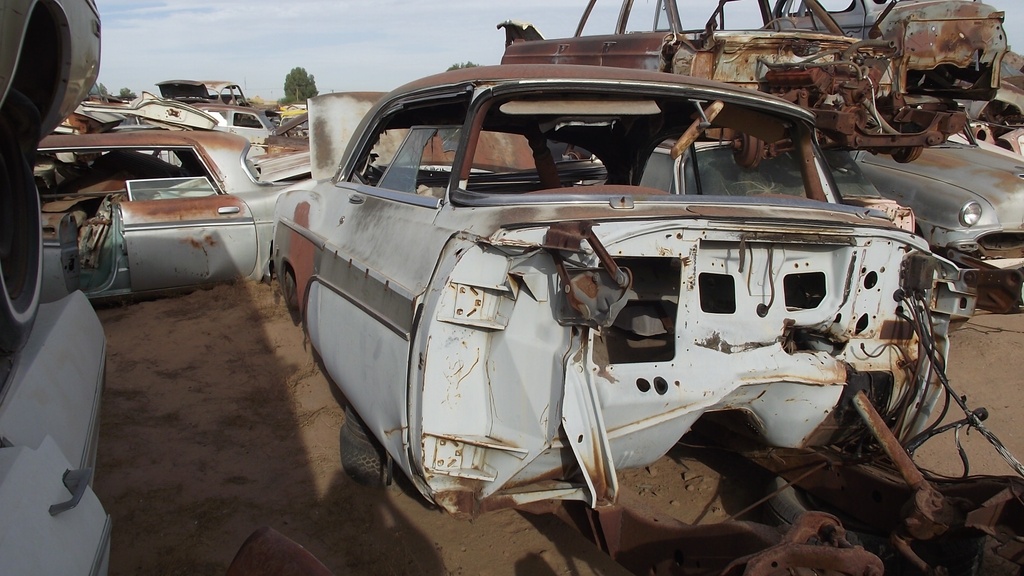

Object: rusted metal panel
[540,498,884,575]
[880,1,1006,93]
[226,527,333,576]
[501,0,1006,156]
[307,92,384,181]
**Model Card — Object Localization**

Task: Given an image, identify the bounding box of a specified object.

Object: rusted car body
[268,64,1024,572]
[966,54,1024,156]
[156,79,252,107]
[37,129,295,301]
[0,0,110,574]
[500,0,1006,160]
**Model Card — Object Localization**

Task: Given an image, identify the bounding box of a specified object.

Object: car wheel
[764,477,984,576]
[0,90,43,355]
[280,266,298,312]
[339,405,388,487]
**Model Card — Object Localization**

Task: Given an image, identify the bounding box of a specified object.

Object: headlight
[959,201,982,227]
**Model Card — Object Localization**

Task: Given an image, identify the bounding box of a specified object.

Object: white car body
[274,64,974,517]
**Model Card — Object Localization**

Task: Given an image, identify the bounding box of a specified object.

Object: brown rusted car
[500,0,1007,162]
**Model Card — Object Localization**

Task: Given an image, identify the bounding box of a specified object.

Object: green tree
[282,67,318,104]
[447,61,481,71]
[118,87,137,100]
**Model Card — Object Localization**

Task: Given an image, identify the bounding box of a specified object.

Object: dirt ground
[93,280,1024,576]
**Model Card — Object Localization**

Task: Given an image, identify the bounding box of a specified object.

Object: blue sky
[95,0,1024,101]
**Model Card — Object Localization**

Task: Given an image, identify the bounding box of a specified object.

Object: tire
[0,90,43,355]
[339,405,388,487]
[280,266,298,312]
[764,477,984,576]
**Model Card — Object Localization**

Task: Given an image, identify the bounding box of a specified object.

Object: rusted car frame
[156,79,252,107]
[269,63,1024,573]
[500,0,1006,161]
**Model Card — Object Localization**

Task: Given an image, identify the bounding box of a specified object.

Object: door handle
[218,206,241,214]
[49,467,93,516]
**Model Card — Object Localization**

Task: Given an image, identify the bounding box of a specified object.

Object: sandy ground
[92,280,1024,575]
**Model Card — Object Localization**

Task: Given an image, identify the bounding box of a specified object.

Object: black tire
[0,90,43,355]
[339,405,388,487]
[280,266,298,312]
[764,477,984,576]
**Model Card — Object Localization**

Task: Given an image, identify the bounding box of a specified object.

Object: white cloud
[94,0,1024,100]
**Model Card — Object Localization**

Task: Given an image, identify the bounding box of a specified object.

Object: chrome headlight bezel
[959,201,982,227]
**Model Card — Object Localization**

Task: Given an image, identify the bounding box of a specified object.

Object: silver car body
[273,64,973,517]
[37,129,292,301]
[0,291,109,575]
[854,140,1024,259]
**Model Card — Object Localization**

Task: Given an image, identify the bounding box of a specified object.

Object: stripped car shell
[156,79,251,107]
[36,129,297,301]
[500,0,1006,159]
[273,65,979,534]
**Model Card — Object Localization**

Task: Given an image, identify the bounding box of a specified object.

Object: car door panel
[120,195,258,292]
[307,186,452,468]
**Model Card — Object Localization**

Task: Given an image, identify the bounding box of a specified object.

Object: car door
[227,110,271,144]
[305,125,459,465]
[119,176,259,293]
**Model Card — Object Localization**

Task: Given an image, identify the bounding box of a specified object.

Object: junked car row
[17,0,1024,574]
[502,0,1024,314]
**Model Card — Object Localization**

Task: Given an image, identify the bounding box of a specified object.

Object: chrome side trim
[122,218,255,232]
[89,514,112,576]
[312,269,414,340]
